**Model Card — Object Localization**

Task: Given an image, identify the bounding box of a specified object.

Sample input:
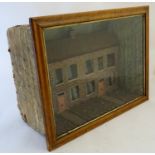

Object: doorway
[98,79,105,96]
[57,92,67,113]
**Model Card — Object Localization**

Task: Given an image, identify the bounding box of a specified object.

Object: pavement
[55,90,142,137]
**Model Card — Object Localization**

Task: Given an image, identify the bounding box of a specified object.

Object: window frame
[85,59,94,74]
[86,80,96,95]
[69,85,80,101]
[68,64,78,80]
[54,68,64,85]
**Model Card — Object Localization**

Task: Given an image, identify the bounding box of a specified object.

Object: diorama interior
[44,15,145,137]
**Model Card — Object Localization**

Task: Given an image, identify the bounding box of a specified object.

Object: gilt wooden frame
[30,6,149,151]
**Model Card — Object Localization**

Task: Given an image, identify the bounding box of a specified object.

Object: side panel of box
[7,25,45,134]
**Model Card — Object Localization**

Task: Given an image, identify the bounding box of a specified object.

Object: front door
[98,79,105,96]
[57,93,66,113]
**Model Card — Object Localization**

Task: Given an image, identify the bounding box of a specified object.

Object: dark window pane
[55,68,63,85]
[108,77,112,86]
[107,53,115,67]
[68,64,78,80]
[86,80,95,94]
[85,59,94,74]
[98,56,104,70]
[70,86,80,100]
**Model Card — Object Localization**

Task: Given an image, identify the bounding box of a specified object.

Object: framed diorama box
[7,6,149,151]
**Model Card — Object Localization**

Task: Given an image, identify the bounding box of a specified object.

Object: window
[107,53,115,67]
[86,80,95,95]
[108,77,112,86]
[68,64,78,80]
[54,68,63,85]
[98,56,104,70]
[70,86,80,101]
[85,59,94,74]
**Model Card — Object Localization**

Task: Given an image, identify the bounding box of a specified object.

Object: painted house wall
[49,46,118,113]
[46,15,145,114]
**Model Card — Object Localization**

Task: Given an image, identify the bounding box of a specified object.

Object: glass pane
[98,56,104,70]
[86,80,95,94]
[54,68,63,85]
[68,64,78,80]
[108,77,112,86]
[44,15,145,138]
[70,86,80,100]
[85,59,94,74]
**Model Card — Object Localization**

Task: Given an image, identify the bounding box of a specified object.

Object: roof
[45,30,119,63]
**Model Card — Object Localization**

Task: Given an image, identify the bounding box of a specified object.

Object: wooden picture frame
[30,6,149,151]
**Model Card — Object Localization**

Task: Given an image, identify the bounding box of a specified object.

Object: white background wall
[0,2,155,152]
